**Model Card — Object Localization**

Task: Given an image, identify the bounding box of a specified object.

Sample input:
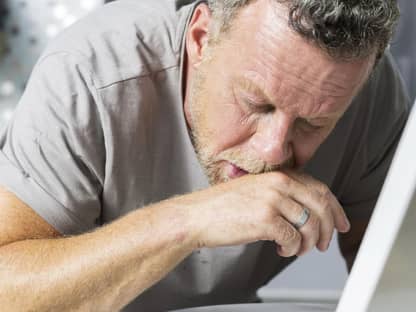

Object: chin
[205,166,230,185]
[207,173,229,186]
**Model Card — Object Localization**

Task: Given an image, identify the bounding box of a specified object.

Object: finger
[266,171,335,251]
[275,194,305,225]
[317,211,335,251]
[274,195,322,254]
[284,170,350,233]
[270,171,350,233]
[296,212,320,256]
[283,178,335,251]
[326,192,350,233]
[269,216,302,257]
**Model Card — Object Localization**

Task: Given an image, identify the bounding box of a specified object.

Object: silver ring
[294,207,310,229]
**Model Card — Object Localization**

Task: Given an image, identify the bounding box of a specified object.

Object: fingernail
[318,242,329,252]
[344,218,351,232]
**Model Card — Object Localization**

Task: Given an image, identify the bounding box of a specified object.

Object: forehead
[222,0,375,116]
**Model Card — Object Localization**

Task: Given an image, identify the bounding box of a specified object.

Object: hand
[174,170,350,257]
[280,169,351,255]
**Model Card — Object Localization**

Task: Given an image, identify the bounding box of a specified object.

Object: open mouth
[227,162,249,179]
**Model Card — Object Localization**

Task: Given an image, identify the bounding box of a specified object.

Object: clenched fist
[172,170,350,257]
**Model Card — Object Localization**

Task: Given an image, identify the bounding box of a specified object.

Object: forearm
[0,201,195,311]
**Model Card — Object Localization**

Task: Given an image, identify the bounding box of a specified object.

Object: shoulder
[356,51,410,159]
[357,51,410,120]
[332,51,410,211]
[38,0,197,89]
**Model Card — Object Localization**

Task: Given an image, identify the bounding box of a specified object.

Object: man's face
[184,0,375,185]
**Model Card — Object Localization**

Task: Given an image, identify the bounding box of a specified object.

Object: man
[0,0,409,311]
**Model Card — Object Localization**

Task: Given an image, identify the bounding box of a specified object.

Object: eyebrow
[236,77,275,104]
[236,76,346,119]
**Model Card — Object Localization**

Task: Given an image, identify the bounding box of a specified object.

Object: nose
[249,113,293,166]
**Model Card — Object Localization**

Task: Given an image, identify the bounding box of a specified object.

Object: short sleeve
[340,52,410,220]
[0,52,105,235]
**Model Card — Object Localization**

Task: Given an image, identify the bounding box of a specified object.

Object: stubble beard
[187,68,227,185]
[188,67,294,185]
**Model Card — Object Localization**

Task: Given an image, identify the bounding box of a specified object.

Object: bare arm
[0,187,196,311]
[0,170,350,311]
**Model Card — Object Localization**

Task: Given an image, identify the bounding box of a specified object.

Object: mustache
[215,149,296,174]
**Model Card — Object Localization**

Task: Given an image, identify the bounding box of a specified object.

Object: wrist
[147,197,201,253]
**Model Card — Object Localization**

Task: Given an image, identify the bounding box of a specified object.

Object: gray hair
[206,0,400,60]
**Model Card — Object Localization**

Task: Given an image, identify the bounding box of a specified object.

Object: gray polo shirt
[0,0,410,311]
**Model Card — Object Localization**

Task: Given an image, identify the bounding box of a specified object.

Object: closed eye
[245,99,275,114]
[296,118,326,131]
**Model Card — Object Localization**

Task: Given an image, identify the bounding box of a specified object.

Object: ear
[185,3,212,69]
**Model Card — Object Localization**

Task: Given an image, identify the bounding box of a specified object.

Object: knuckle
[263,188,280,205]
[320,186,332,201]
[316,189,332,210]
[259,204,277,224]
[278,224,299,244]
[316,182,329,193]
[250,189,280,223]
[305,214,320,233]
[269,171,291,187]
[311,214,321,230]
[319,200,332,215]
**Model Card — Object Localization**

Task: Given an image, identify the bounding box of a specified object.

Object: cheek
[203,95,254,154]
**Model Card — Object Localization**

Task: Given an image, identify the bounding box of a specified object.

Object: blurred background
[0,0,414,304]
[0,0,105,129]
